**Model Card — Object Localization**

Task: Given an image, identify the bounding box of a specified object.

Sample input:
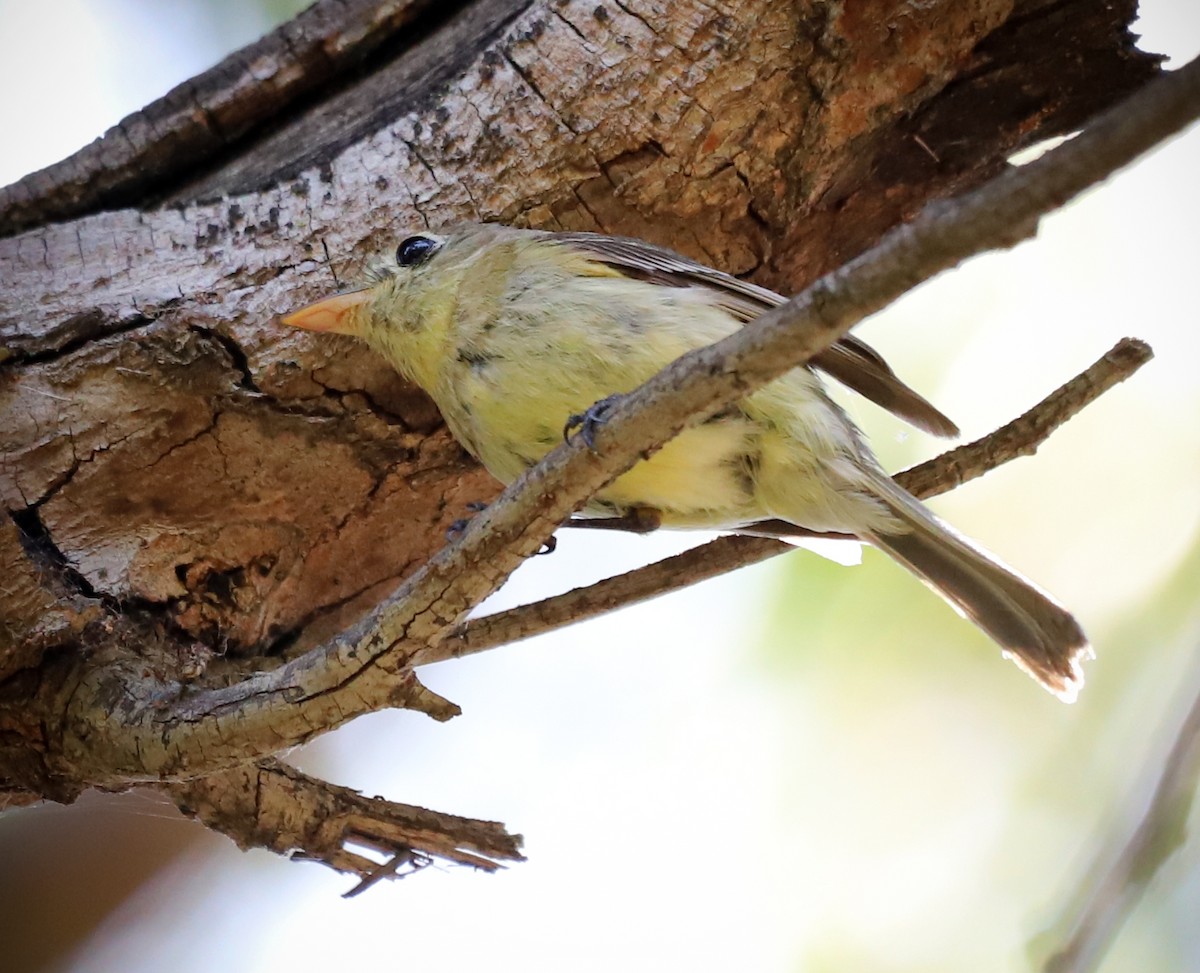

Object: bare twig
[1044,669,1200,973]
[432,535,787,664]
[63,56,1199,787]
[165,757,524,884]
[897,337,1153,500]
[421,338,1153,665]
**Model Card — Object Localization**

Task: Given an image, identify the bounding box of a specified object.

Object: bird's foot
[445,500,490,540]
[563,394,623,451]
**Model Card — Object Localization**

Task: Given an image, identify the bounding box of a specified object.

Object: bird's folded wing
[552,230,959,439]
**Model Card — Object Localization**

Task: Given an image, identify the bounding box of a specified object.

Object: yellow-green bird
[282,223,1088,699]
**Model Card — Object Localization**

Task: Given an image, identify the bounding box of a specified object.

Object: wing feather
[547,230,959,438]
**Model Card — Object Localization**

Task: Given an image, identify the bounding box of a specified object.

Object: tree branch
[165,757,524,884]
[425,338,1153,665]
[59,57,1199,788]
[0,0,443,237]
[1044,672,1200,973]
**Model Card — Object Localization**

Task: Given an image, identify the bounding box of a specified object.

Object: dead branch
[166,757,523,883]
[0,0,439,237]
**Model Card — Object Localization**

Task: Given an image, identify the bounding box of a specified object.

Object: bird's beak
[280,289,372,335]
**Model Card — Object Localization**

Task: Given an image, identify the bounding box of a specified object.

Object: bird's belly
[442,353,883,533]
[593,421,762,527]
[459,399,763,528]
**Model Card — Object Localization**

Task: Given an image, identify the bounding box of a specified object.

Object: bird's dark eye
[396,235,440,267]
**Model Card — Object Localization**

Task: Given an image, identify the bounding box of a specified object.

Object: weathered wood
[0,0,1165,829]
[0,0,449,237]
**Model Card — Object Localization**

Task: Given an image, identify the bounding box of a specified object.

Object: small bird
[282,223,1088,699]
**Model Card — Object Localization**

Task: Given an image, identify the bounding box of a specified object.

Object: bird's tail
[863,477,1090,700]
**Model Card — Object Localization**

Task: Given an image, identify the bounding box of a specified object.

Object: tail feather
[863,479,1090,701]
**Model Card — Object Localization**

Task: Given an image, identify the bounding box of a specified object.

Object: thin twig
[898,337,1153,500]
[66,55,1199,786]
[1044,670,1200,973]
[165,757,524,883]
[420,338,1153,665]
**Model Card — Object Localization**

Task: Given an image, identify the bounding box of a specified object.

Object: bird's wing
[551,230,959,438]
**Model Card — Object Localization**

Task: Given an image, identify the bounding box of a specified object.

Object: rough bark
[0,0,1171,880]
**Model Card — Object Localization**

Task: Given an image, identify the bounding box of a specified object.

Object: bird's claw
[563,394,622,451]
[446,501,490,540]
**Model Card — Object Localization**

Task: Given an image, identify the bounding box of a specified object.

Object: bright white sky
[2,3,1199,973]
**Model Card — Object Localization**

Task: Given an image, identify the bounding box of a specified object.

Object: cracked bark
[0,0,1176,883]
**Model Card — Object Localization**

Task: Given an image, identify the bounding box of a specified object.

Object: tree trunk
[0,0,1169,878]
